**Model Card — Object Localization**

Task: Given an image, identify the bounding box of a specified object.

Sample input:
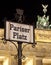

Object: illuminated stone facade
[0,28,51,65]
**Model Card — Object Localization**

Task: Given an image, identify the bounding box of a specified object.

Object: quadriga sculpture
[36,15,49,29]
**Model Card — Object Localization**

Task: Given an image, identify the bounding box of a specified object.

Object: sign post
[5,21,34,65]
[18,42,22,65]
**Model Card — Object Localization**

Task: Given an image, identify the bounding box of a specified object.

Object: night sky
[0,0,51,28]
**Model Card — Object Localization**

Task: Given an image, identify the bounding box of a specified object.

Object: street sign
[5,21,34,43]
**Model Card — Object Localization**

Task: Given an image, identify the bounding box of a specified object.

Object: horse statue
[36,15,49,29]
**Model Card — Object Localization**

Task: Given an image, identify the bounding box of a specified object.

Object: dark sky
[0,0,51,28]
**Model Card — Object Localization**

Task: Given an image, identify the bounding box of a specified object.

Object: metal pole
[18,42,22,65]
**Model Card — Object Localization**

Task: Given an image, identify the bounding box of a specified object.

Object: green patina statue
[36,4,51,29]
[36,15,49,29]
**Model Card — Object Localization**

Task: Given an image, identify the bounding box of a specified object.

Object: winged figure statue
[42,4,48,14]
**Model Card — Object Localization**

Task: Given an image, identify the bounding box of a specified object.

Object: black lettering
[25,29,30,33]
[14,27,20,31]
[21,28,25,32]
[13,32,27,40]
[10,24,14,30]
[24,36,27,40]
[13,32,18,38]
